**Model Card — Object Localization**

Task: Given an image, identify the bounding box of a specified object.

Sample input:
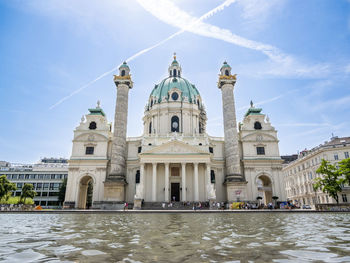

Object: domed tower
[144,54,207,137]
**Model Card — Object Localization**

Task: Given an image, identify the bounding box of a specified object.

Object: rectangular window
[209,147,214,153]
[51,174,55,179]
[17,183,23,189]
[19,174,24,179]
[342,194,348,203]
[25,174,30,179]
[210,170,215,183]
[43,183,49,190]
[37,183,42,190]
[41,192,48,196]
[12,174,18,180]
[30,174,36,179]
[345,152,349,159]
[257,147,265,155]
[38,174,44,179]
[334,154,339,160]
[86,147,94,155]
[138,147,142,153]
[49,183,54,190]
[135,170,140,184]
[49,192,59,197]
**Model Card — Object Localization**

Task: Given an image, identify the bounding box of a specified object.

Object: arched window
[173,69,177,77]
[171,116,179,132]
[149,122,152,134]
[254,121,262,130]
[150,100,153,107]
[121,70,125,76]
[225,70,229,76]
[89,121,97,130]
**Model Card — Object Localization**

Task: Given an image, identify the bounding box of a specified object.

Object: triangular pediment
[142,140,209,155]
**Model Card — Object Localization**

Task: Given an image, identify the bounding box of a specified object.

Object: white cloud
[137,0,330,78]
[238,0,286,26]
[345,64,350,74]
[312,95,350,111]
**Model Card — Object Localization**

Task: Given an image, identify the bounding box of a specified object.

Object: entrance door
[171,183,180,201]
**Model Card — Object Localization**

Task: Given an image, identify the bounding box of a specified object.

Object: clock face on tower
[171,92,179,101]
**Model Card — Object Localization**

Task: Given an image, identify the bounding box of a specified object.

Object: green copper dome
[150,76,200,103]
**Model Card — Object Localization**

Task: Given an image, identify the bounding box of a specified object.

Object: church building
[64,55,286,209]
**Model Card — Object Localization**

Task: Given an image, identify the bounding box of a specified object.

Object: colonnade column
[206,163,211,199]
[140,163,145,199]
[152,163,157,202]
[164,163,169,202]
[181,162,186,201]
[194,162,199,201]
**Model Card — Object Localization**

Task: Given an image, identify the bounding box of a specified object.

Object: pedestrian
[123,202,128,211]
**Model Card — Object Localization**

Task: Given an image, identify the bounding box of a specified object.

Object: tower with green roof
[105,61,133,201]
[218,61,246,201]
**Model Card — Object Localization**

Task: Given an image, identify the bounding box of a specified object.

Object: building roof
[220,61,231,69]
[245,106,263,117]
[119,61,129,69]
[150,76,200,103]
[88,107,106,117]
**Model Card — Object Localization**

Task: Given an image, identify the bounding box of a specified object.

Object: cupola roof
[149,55,200,103]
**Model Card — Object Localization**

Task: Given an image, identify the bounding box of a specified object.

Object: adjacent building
[64,56,286,209]
[283,136,350,207]
[0,158,68,207]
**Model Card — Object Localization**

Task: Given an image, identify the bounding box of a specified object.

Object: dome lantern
[168,52,182,77]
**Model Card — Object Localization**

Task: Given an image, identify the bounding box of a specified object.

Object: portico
[135,140,215,203]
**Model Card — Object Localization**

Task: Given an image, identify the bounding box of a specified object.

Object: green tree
[58,178,67,206]
[314,159,344,204]
[339,158,350,185]
[0,175,17,202]
[20,184,36,204]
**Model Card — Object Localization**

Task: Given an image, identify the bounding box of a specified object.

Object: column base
[209,199,217,210]
[226,180,248,202]
[104,181,125,201]
[92,201,124,210]
[133,199,142,210]
[63,201,75,209]
[224,173,245,183]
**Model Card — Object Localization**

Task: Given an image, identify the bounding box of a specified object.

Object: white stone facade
[283,137,350,207]
[64,57,286,209]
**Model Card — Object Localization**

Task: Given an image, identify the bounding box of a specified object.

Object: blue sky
[1,0,350,163]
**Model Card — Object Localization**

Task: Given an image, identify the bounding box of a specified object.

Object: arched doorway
[77,175,94,209]
[257,175,273,205]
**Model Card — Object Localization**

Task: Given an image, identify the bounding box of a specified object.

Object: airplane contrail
[49,0,236,110]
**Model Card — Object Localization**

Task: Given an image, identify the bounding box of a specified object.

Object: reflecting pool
[0,213,350,262]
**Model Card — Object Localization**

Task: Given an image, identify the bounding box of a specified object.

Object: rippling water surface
[0,213,350,262]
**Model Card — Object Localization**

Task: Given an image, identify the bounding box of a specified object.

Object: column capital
[152,162,157,166]
[164,162,170,166]
[181,162,187,166]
